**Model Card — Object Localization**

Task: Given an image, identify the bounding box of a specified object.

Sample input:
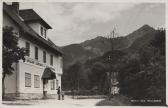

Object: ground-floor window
[50,79,55,90]
[34,75,40,88]
[56,79,59,89]
[25,72,31,87]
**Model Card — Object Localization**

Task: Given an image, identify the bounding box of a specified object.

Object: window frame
[40,26,43,36]
[56,79,59,89]
[34,75,40,88]
[50,55,53,66]
[25,72,31,87]
[50,79,55,90]
[44,28,46,38]
[43,51,46,63]
[25,42,30,56]
[40,26,47,38]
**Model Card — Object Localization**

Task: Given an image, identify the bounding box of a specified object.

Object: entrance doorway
[43,79,48,97]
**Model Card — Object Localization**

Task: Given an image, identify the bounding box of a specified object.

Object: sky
[19,2,165,46]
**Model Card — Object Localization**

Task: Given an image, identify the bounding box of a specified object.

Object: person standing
[57,86,61,100]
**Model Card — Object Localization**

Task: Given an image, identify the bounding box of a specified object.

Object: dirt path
[1,96,104,108]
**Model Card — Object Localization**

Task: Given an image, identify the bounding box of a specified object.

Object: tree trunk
[2,73,6,99]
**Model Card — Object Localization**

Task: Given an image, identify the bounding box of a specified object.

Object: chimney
[12,2,19,14]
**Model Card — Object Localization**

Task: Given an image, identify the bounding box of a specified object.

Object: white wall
[28,22,40,35]
[18,60,61,94]
[27,21,48,40]
[18,37,63,75]
[17,26,63,94]
[4,63,17,93]
[18,61,44,93]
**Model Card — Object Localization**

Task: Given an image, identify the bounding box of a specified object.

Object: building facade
[3,2,63,99]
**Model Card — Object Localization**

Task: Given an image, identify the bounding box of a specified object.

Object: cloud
[19,2,140,46]
[48,3,137,45]
[70,3,136,23]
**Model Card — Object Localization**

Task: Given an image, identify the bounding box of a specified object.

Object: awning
[42,68,56,80]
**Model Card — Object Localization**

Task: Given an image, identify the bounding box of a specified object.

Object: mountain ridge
[61,24,157,69]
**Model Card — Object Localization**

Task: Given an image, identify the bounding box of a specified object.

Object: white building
[3,2,63,99]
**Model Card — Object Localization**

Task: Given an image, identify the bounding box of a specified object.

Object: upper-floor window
[40,26,47,38]
[35,47,38,60]
[50,55,53,66]
[43,51,46,63]
[44,29,46,38]
[40,26,43,36]
[25,42,30,56]
[60,57,63,68]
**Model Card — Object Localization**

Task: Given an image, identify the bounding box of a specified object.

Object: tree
[3,26,26,99]
[63,62,81,97]
[150,29,165,56]
[118,29,166,105]
[89,62,108,94]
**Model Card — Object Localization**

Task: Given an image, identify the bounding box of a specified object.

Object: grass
[96,95,131,106]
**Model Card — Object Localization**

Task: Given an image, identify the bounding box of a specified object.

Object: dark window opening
[35,47,38,60]
[25,42,30,56]
[43,51,46,63]
[50,55,53,66]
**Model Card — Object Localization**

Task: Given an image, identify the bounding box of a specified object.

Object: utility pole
[108,27,117,100]
[110,27,116,50]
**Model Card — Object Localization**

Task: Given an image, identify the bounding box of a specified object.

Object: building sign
[27,58,35,64]
[36,62,44,67]
[25,57,55,71]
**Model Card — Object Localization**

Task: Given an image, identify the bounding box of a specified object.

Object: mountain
[61,44,97,68]
[128,25,157,51]
[61,24,157,69]
[126,24,156,49]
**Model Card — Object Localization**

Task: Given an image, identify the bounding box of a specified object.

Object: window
[56,79,59,89]
[35,47,38,60]
[44,29,46,38]
[50,55,53,66]
[60,58,63,68]
[50,79,55,90]
[41,26,43,36]
[40,26,47,38]
[43,51,46,63]
[25,42,30,56]
[25,73,31,87]
[34,75,40,88]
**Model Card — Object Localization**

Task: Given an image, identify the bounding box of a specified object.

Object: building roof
[19,9,52,29]
[3,3,63,55]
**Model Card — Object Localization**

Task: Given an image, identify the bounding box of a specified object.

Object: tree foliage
[3,26,26,98]
[3,26,26,75]
[88,62,108,93]
[62,29,165,104]
[62,62,81,91]
[118,29,166,105]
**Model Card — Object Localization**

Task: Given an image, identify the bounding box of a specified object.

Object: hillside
[61,24,157,69]
[61,44,97,68]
